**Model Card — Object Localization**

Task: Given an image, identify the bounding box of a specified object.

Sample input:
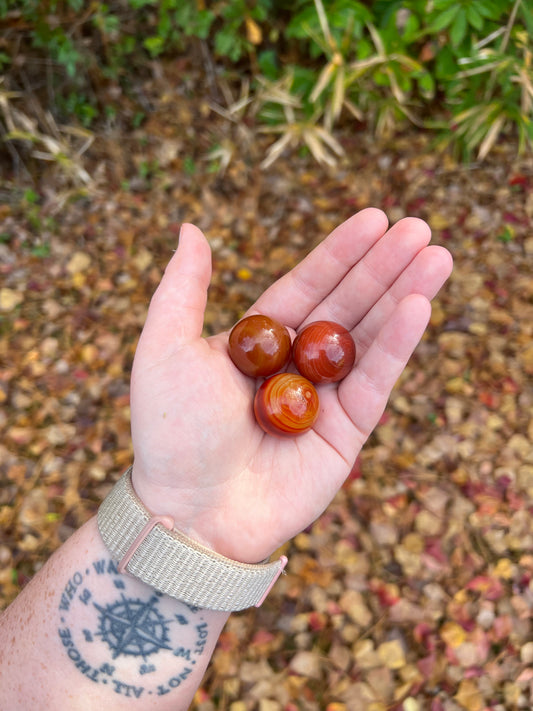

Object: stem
[313,0,334,50]
[483,0,522,102]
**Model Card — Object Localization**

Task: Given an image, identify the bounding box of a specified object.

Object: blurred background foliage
[0,0,532,171]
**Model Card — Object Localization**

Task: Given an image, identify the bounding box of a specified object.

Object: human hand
[129,208,453,564]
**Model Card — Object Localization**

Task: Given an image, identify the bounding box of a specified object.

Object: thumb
[140,223,212,350]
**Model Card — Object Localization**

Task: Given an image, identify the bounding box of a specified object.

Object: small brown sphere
[293,320,356,384]
[228,314,291,378]
[254,373,320,437]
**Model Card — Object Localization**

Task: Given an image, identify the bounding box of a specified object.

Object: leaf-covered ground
[1,75,533,711]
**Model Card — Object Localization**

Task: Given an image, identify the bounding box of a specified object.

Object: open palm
[130,208,453,564]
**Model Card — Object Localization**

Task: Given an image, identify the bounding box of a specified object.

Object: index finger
[247,207,389,329]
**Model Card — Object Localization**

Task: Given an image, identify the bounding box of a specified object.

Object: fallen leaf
[0,288,23,311]
[454,679,484,711]
[66,251,91,274]
[377,640,406,670]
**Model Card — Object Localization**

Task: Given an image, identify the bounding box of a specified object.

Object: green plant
[436,1,533,158]
[22,187,39,204]
[277,0,532,158]
[137,158,161,182]
[256,71,346,168]
[1,0,83,75]
[0,82,94,185]
[1,0,531,171]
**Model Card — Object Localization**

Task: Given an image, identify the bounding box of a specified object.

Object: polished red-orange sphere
[293,320,356,384]
[254,373,320,437]
[228,314,291,378]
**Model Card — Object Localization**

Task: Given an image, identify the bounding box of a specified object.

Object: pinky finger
[339,293,432,443]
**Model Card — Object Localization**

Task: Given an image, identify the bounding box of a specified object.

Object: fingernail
[173,223,184,252]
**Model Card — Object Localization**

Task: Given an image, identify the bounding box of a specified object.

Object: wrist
[98,468,287,612]
[129,463,246,562]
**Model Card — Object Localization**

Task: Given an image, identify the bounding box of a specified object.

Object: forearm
[0,517,229,710]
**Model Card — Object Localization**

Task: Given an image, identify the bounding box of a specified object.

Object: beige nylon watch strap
[97,468,287,612]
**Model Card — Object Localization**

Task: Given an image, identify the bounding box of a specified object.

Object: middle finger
[299,217,432,330]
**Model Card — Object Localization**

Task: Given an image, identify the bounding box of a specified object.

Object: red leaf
[466,575,505,601]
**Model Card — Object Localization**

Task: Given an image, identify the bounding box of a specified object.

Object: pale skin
[0,208,453,709]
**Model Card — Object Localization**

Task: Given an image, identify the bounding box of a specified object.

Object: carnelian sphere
[293,320,356,384]
[254,373,320,437]
[228,314,291,377]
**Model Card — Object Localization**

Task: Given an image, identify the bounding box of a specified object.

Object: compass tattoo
[57,558,209,698]
[94,594,173,660]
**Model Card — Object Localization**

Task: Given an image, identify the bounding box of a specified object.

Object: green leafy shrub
[271,0,533,159]
[1,0,532,162]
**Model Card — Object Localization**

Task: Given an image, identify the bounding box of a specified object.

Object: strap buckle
[118,514,175,574]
